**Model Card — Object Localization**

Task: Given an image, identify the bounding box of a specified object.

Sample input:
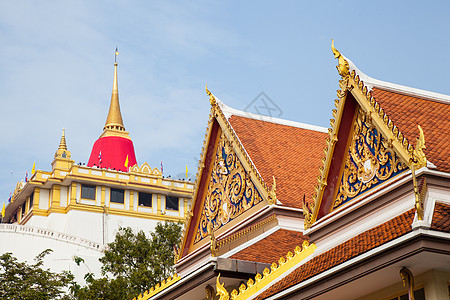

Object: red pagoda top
[87,51,137,172]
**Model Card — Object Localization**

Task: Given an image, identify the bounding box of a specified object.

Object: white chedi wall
[0,224,103,284]
[26,210,161,245]
[0,212,162,284]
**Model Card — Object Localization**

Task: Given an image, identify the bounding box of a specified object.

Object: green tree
[0,249,74,300]
[74,221,182,300]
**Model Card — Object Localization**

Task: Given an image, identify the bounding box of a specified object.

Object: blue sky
[1,1,449,206]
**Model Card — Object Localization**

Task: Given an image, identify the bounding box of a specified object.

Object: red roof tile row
[431,202,450,232]
[230,229,308,264]
[256,209,415,299]
[229,115,327,208]
[372,88,450,172]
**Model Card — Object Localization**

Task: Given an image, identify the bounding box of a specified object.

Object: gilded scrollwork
[194,132,263,244]
[333,109,408,209]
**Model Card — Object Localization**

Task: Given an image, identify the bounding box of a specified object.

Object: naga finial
[206,83,216,106]
[268,176,277,205]
[412,125,426,168]
[216,274,230,300]
[331,39,349,77]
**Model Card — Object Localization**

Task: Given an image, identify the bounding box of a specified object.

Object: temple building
[0,56,194,283]
[134,43,450,300]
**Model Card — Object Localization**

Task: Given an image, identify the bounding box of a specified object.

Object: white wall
[0,225,103,284]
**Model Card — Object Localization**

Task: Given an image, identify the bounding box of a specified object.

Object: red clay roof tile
[228,115,327,208]
[256,209,415,299]
[372,88,450,172]
[431,202,450,232]
[230,229,308,264]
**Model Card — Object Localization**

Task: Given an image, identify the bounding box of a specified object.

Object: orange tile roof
[372,88,450,172]
[230,229,308,264]
[431,202,450,232]
[256,209,415,299]
[228,115,327,208]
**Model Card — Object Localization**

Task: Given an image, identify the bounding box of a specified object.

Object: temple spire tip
[103,48,126,135]
[58,128,67,151]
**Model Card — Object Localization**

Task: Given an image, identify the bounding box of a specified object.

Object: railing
[0,224,103,251]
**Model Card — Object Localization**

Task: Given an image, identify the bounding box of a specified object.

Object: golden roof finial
[331,39,349,77]
[58,128,67,151]
[205,83,216,106]
[103,48,125,133]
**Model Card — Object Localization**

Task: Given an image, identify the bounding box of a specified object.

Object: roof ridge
[218,99,328,133]
[206,91,270,193]
[344,55,450,105]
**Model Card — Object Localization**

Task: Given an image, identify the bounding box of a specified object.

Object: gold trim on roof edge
[178,86,274,259]
[215,214,277,251]
[129,162,162,176]
[268,176,277,205]
[206,86,270,197]
[177,103,216,259]
[305,40,427,229]
[412,170,427,221]
[216,240,316,300]
[133,273,180,300]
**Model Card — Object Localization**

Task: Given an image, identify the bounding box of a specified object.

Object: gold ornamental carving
[208,221,219,257]
[302,195,314,230]
[411,125,426,168]
[205,285,217,300]
[400,267,415,300]
[267,176,277,205]
[216,274,230,300]
[412,174,427,221]
[333,108,408,209]
[194,131,263,244]
[331,39,349,77]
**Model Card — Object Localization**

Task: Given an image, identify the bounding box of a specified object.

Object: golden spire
[54,128,72,160]
[100,48,130,139]
[103,48,125,133]
[58,128,67,151]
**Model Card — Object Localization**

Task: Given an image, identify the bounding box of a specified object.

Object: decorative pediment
[178,86,272,259]
[305,41,428,229]
[194,130,264,244]
[332,107,408,210]
[129,162,162,176]
[140,162,152,174]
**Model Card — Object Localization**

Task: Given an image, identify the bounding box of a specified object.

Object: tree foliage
[74,221,183,300]
[0,249,74,300]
